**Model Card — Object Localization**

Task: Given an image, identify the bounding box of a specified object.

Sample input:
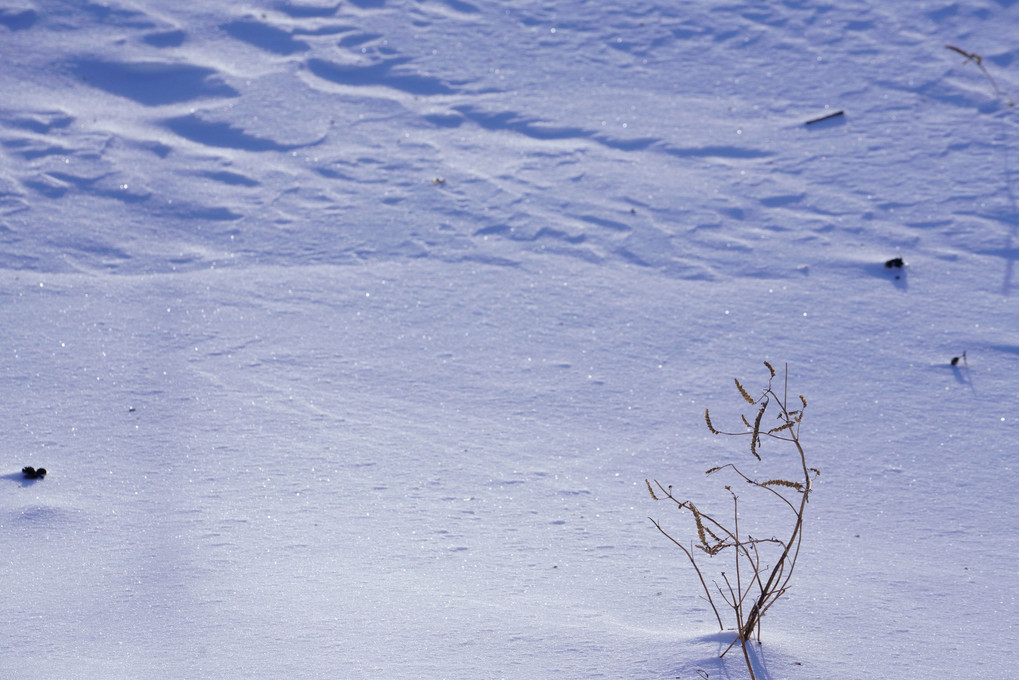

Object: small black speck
[885,257,904,269]
[22,466,47,479]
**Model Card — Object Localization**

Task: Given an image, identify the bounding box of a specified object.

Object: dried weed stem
[647,362,819,680]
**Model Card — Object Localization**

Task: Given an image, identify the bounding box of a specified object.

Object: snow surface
[1,0,1017,678]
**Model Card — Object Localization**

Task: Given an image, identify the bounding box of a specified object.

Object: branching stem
[647,362,817,679]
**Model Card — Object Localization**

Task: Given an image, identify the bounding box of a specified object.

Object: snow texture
[1,0,1017,678]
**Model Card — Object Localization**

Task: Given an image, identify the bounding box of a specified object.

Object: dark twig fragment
[804,110,844,125]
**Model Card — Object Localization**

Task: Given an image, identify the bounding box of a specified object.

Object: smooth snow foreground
[1,1,1017,678]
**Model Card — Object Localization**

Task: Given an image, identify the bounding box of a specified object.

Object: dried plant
[945,45,1015,107]
[647,362,818,679]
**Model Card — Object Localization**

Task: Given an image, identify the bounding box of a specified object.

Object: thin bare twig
[649,516,724,630]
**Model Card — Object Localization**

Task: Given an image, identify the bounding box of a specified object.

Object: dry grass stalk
[647,362,819,680]
[945,44,1015,106]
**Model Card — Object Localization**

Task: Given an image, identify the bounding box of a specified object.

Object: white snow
[1,1,1017,678]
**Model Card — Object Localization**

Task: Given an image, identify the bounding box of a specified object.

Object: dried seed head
[735,378,756,405]
[645,479,659,500]
[763,360,776,378]
[768,422,794,434]
[750,405,765,460]
[761,479,804,491]
[690,503,708,547]
[705,408,719,434]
